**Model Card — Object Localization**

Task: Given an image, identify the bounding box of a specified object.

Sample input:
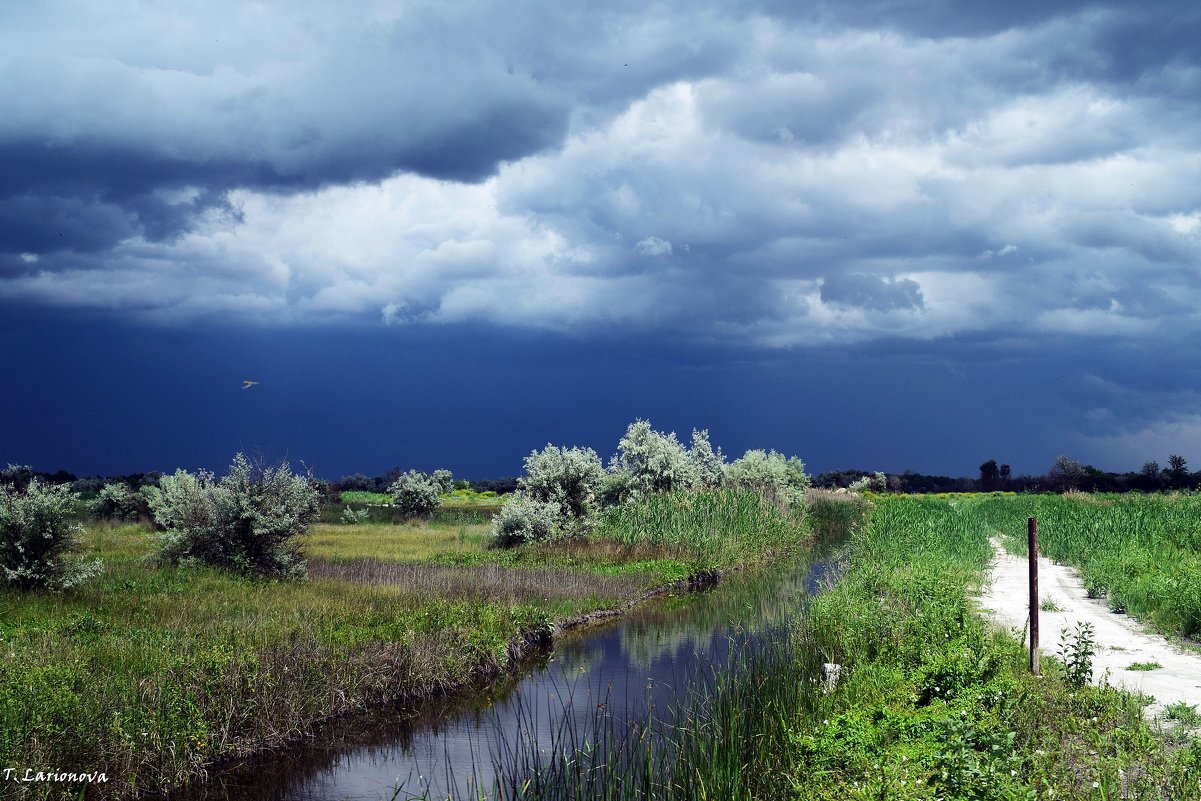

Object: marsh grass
[306,522,492,562]
[307,560,657,604]
[594,488,809,569]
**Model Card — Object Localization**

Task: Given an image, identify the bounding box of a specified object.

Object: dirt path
[976,541,1201,724]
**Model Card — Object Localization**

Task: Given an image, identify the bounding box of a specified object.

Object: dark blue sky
[3,1,1201,479]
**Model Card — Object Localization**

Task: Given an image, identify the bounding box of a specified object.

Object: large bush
[614,420,699,495]
[490,494,561,547]
[388,470,443,517]
[90,482,144,522]
[144,454,318,578]
[726,449,810,508]
[688,429,727,489]
[431,468,455,494]
[517,445,604,531]
[0,476,101,590]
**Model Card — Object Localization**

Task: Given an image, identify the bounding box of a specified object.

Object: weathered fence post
[1028,516,1040,675]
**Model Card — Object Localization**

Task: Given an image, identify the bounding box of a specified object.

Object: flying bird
[242,380,259,389]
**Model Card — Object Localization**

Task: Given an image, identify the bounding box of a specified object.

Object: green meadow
[0,489,810,799]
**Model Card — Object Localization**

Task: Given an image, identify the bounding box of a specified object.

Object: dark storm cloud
[3,0,1201,356]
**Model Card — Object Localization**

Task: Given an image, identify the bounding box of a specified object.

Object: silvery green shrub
[597,469,636,509]
[431,469,455,494]
[340,506,370,524]
[0,477,101,590]
[689,429,727,489]
[615,420,699,494]
[388,470,443,517]
[490,493,561,547]
[144,453,318,578]
[848,471,888,494]
[726,449,810,508]
[518,445,603,532]
[0,463,35,492]
[90,482,142,521]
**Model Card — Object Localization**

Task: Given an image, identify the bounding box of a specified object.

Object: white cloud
[635,236,673,256]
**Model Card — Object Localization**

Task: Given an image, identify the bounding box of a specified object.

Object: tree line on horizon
[6,452,1201,498]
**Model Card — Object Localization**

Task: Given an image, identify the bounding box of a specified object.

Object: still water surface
[173,555,837,800]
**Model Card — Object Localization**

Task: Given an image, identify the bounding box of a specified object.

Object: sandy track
[976,542,1201,723]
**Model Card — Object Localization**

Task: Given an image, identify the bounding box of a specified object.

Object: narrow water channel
[171,554,839,801]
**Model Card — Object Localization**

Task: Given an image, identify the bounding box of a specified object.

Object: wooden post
[1028,516,1040,675]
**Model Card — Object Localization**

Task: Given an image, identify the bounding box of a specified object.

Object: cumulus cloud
[3,0,1201,352]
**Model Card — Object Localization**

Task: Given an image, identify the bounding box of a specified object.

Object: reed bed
[307,560,656,604]
[594,488,809,568]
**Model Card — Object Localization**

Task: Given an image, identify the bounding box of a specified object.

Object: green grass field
[0,490,810,799]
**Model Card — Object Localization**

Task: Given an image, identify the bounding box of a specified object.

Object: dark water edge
[167,554,842,801]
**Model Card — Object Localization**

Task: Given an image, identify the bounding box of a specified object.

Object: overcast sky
[3,0,1201,479]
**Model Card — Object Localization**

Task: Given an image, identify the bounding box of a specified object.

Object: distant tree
[335,473,375,493]
[979,460,1000,492]
[848,471,888,494]
[1000,464,1011,486]
[1140,462,1163,492]
[1166,454,1190,490]
[1047,455,1087,492]
[47,470,77,485]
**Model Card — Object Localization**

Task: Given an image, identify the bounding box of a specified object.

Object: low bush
[89,482,144,521]
[726,448,810,508]
[489,494,563,547]
[517,445,604,533]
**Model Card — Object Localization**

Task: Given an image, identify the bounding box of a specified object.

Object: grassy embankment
[0,488,809,799]
[484,495,1201,800]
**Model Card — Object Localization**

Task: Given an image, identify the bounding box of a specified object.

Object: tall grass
[593,488,809,569]
[968,494,1201,638]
